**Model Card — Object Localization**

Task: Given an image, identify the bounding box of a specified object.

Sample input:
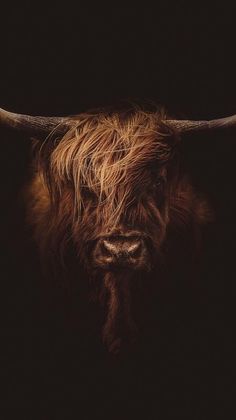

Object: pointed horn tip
[165,113,236,133]
[0,107,17,122]
[0,107,76,137]
[0,108,28,130]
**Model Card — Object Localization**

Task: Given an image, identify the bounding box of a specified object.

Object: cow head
[49,109,178,273]
[1,105,235,353]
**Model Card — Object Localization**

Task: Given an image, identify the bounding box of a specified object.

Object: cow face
[44,110,178,274]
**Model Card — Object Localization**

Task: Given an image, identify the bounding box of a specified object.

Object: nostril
[102,240,118,255]
[127,241,141,256]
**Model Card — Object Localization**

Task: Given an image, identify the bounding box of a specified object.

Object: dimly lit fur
[26,105,212,353]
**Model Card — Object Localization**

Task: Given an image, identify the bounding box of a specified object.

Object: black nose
[101,236,142,261]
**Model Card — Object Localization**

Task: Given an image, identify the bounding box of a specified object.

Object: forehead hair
[39,105,178,225]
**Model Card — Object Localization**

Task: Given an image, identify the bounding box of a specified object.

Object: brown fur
[25,105,212,353]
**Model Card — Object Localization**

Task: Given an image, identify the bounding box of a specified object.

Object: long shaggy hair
[25,104,212,353]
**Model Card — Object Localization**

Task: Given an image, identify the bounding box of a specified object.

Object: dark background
[1,3,236,419]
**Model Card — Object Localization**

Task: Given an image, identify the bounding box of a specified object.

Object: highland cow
[1,105,236,354]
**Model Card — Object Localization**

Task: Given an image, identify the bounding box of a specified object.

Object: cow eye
[156,177,163,186]
[153,176,164,189]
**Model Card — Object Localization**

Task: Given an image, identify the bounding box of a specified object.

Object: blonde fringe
[48,109,175,228]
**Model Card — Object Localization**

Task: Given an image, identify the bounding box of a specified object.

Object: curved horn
[165,114,236,134]
[0,108,74,138]
[2,107,236,138]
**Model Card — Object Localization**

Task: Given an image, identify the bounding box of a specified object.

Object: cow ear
[0,108,75,140]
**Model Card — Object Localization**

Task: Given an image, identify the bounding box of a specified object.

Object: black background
[1,3,236,419]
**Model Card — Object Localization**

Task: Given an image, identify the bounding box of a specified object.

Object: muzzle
[92,232,150,271]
